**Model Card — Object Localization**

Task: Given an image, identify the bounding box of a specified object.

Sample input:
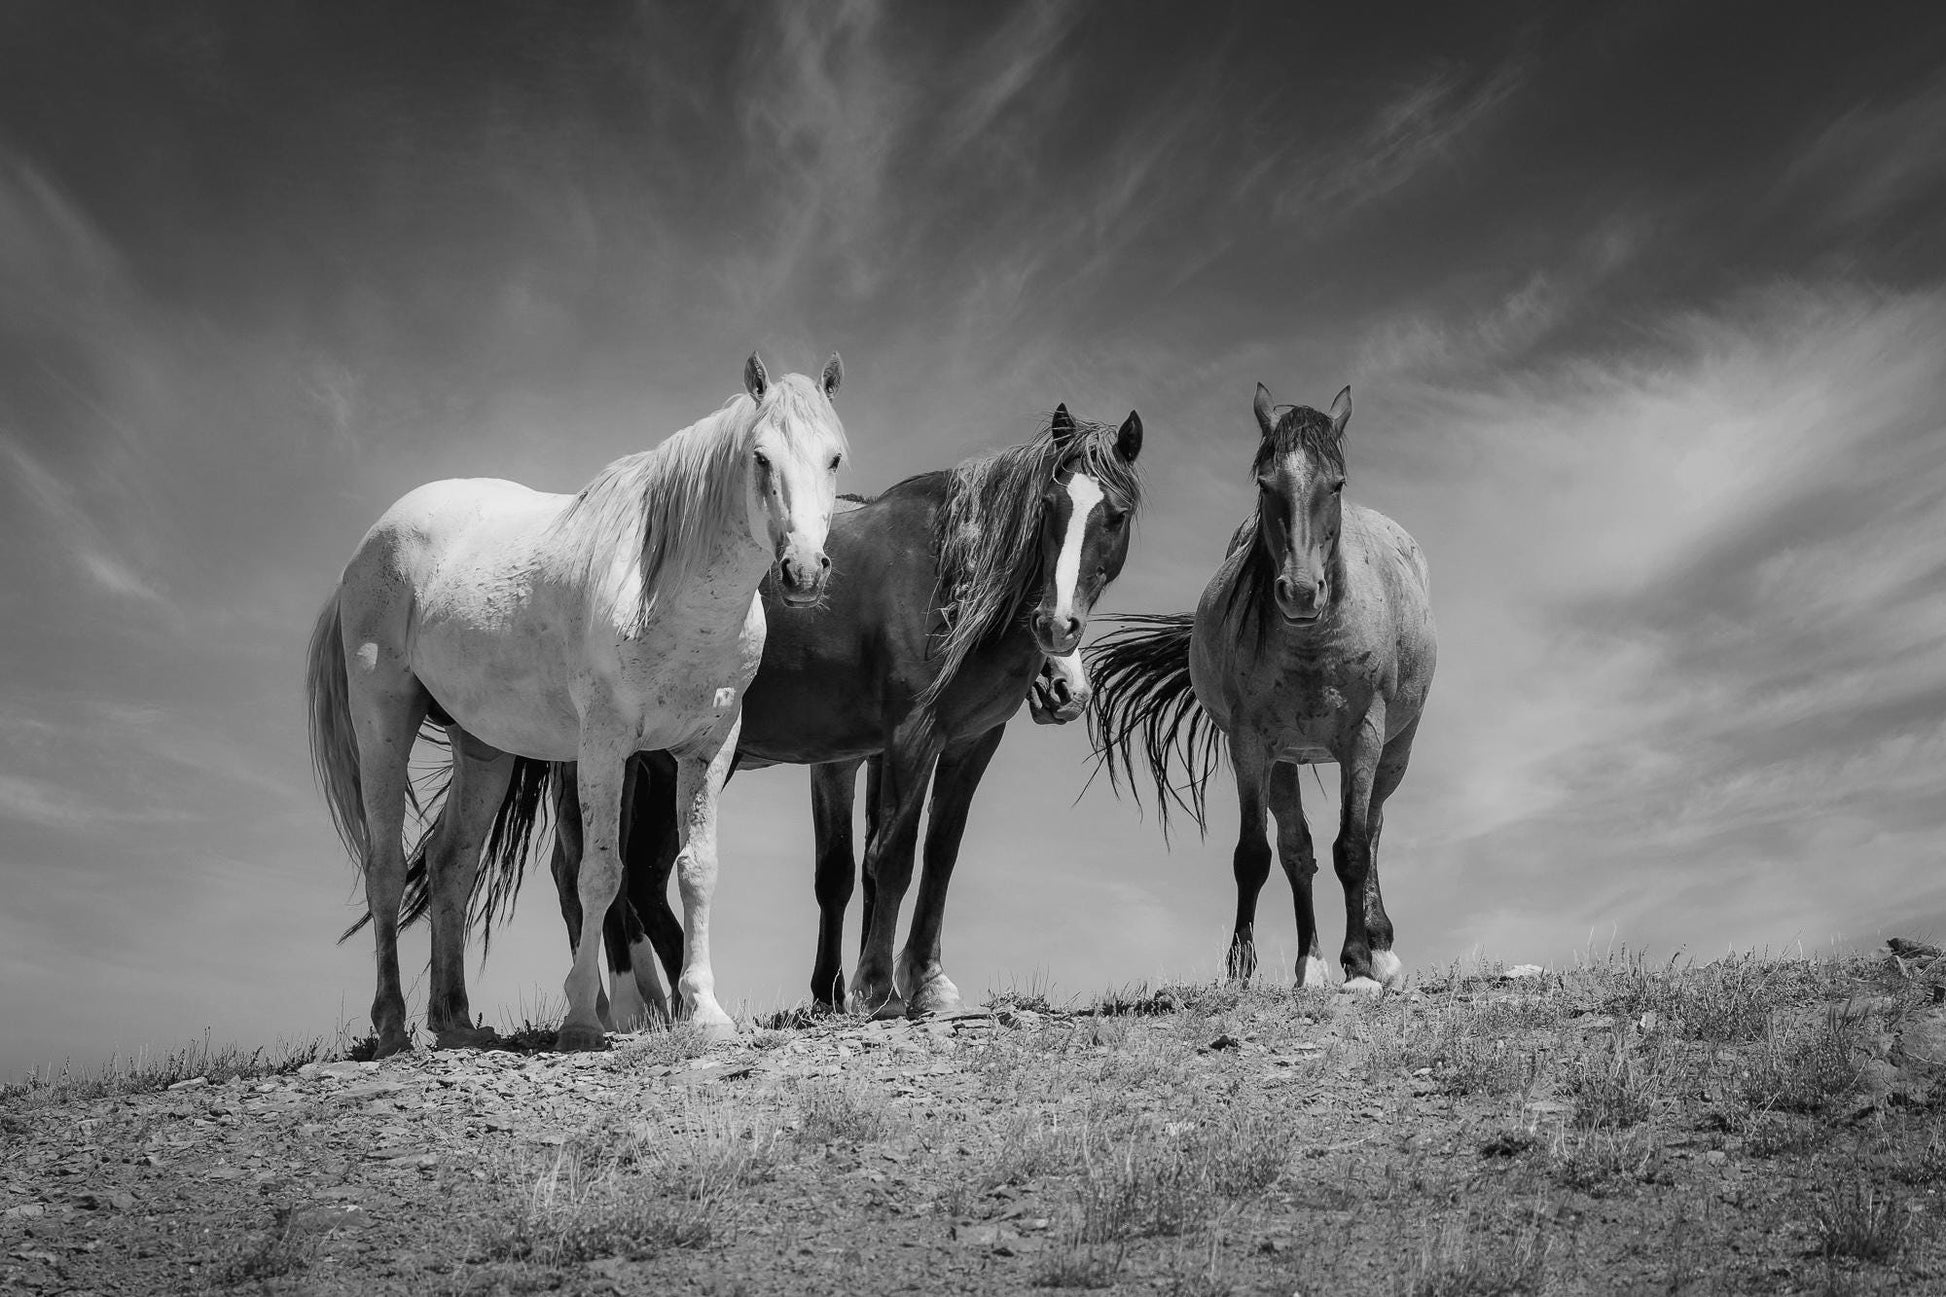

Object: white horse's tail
[306,590,369,871]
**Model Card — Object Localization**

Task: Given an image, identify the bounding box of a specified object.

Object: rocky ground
[4,948,1945,1296]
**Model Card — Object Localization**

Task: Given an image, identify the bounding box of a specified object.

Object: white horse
[306,351,847,1053]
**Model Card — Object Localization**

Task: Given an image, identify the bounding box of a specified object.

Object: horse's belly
[410,615,582,759]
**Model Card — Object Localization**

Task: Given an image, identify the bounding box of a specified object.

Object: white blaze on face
[1052,472,1104,626]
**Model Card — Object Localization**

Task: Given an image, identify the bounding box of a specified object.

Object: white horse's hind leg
[342,646,429,1057]
[558,735,632,1052]
[424,728,513,1048]
[670,724,739,1040]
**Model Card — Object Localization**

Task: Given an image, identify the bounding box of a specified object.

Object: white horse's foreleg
[424,728,513,1048]
[672,720,739,1038]
[557,738,631,1051]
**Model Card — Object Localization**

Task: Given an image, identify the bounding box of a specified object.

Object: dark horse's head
[1031,404,1143,655]
[1250,382,1351,625]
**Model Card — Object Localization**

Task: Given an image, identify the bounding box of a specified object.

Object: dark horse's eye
[1103,508,1126,529]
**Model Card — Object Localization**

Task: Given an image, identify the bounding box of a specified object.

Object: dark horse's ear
[1050,403,1076,448]
[821,351,843,400]
[1328,384,1352,436]
[744,352,769,402]
[1253,382,1277,438]
[1115,410,1143,462]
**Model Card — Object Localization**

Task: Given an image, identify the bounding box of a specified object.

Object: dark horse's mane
[1223,404,1344,644]
[919,415,1142,714]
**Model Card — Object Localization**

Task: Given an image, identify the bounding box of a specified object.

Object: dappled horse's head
[1250,382,1350,625]
[1031,404,1143,655]
[741,351,848,605]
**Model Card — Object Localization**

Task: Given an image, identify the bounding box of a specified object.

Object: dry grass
[1,1030,336,1106]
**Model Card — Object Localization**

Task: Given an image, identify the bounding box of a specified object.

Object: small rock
[166,1077,208,1091]
[1505,964,1546,980]
[1705,1150,1728,1166]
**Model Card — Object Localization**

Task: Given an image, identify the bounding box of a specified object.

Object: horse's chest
[1250,655,1384,755]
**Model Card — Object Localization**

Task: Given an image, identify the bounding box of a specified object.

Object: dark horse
[380,404,1143,1025]
[1087,382,1433,993]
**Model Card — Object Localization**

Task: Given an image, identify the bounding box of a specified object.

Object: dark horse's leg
[1333,707,1392,993]
[809,759,864,1010]
[422,728,515,1048]
[1266,760,1329,988]
[849,731,940,1019]
[601,754,682,1027]
[1361,715,1420,991]
[1226,732,1273,981]
[898,722,1007,1016]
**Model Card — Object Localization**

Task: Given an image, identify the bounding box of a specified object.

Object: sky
[3,2,1945,1081]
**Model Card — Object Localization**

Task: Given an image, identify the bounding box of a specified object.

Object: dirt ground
[4,950,1944,1296]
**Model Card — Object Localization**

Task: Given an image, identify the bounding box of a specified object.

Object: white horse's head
[741,351,848,606]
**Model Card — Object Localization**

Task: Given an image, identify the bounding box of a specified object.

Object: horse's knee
[1232,836,1272,887]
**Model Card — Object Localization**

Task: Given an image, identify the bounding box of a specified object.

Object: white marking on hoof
[1371,949,1405,989]
[1341,976,1384,998]
[1297,954,1332,988]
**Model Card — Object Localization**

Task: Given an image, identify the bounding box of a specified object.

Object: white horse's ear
[1253,383,1277,438]
[1050,404,1076,448]
[821,351,843,399]
[744,352,769,402]
[1115,410,1143,462]
[1329,384,1352,435]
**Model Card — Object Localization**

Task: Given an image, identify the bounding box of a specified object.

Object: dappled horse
[1087,383,1433,992]
[306,352,848,1053]
[414,405,1144,1025]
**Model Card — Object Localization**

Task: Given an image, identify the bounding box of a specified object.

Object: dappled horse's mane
[1224,403,1344,640]
[546,376,837,635]
[920,415,1142,713]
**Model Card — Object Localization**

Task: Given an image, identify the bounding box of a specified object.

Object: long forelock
[550,392,759,632]
[1253,404,1344,478]
[920,413,1142,712]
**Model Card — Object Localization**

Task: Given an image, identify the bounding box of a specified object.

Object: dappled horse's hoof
[434,1024,501,1051]
[1370,950,1406,991]
[553,1022,609,1052]
[372,1029,412,1059]
[849,987,906,1020]
[1295,955,1332,989]
[907,984,964,1018]
[1340,976,1384,998]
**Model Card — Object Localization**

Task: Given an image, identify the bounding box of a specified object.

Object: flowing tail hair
[1084,613,1225,840]
[305,592,370,871]
[336,754,558,954]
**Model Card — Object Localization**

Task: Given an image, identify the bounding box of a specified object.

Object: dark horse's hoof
[435,1024,500,1051]
[372,1030,412,1059]
[554,1022,609,1053]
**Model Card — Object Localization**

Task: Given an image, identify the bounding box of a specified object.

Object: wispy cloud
[0,436,164,604]
[1269,60,1523,221]
[1781,71,1946,230]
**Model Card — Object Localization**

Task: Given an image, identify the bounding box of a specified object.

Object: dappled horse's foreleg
[665,726,740,1038]
[809,759,863,1011]
[898,723,1007,1016]
[849,736,940,1019]
[1333,707,1387,994]
[422,728,515,1047]
[1267,761,1330,988]
[558,735,635,1051]
[1360,716,1420,991]
[1226,734,1274,982]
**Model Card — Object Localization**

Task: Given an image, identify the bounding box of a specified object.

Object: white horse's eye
[828,454,842,472]
[754,451,771,471]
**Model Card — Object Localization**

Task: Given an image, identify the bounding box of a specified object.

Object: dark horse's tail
[1084,613,1225,839]
[337,752,557,953]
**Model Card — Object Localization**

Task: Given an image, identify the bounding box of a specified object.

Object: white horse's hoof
[1340,976,1384,998]
[1371,950,1405,990]
[695,1017,739,1044]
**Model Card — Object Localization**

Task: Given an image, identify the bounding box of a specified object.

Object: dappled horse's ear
[1050,403,1076,449]
[821,351,843,400]
[744,351,769,402]
[1253,383,1277,438]
[1115,411,1143,462]
[1328,384,1352,437]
